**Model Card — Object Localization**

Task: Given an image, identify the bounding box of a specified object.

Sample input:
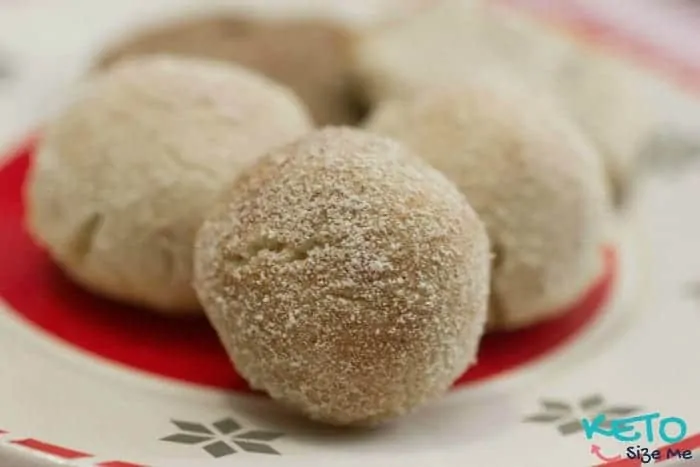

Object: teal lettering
[582,415,614,440]
[583,412,688,446]
[641,413,660,443]
[612,418,641,442]
[611,413,659,443]
[659,417,687,443]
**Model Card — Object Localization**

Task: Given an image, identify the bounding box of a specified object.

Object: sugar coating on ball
[366,84,609,330]
[96,16,366,126]
[25,56,313,313]
[352,0,652,206]
[193,127,491,425]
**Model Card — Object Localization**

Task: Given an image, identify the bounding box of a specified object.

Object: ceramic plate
[1,1,700,466]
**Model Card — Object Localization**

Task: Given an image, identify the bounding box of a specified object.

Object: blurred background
[1,0,700,154]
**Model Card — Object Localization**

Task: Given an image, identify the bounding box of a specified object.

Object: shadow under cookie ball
[366,84,609,331]
[193,127,491,426]
[25,56,313,314]
[96,16,368,126]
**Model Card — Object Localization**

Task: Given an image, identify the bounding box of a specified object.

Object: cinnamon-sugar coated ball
[193,128,491,425]
[96,16,366,126]
[25,56,312,313]
[366,84,609,330]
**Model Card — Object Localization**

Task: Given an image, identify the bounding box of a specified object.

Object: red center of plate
[0,141,616,393]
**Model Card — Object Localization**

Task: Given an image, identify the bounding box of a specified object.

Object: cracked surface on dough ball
[194,127,491,425]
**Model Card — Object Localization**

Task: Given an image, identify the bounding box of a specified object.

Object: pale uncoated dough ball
[96,16,366,126]
[25,56,313,313]
[366,84,609,330]
[193,127,491,425]
[353,0,572,103]
[554,49,652,205]
[352,0,652,206]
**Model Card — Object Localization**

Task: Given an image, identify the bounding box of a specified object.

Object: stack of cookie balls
[25,0,642,425]
[353,0,652,206]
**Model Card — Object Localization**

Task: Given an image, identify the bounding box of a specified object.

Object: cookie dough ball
[366,84,609,330]
[25,56,313,313]
[96,16,366,126]
[553,50,652,206]
[193,127,491,425]
[352,1,571,104]
[352,0,651,206]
